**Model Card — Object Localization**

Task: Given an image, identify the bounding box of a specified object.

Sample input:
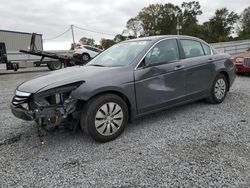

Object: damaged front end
[11,81,83,127]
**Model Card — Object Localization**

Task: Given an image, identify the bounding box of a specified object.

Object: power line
[43,27,71,41]
[43,24,116,42]
[73,25,115,36]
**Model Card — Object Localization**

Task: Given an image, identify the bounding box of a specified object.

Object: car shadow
[31,100,209,145]
[7,93,236,147]
[236,73,250,77]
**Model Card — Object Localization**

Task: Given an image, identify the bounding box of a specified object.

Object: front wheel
[80,94,128,142]
[206,73,228,104]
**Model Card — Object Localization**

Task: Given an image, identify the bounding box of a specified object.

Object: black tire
[47,61,62,70]
[13,64,18,71]
[81,53,90,62]
[80,94,128,142]
[206,73,228,104]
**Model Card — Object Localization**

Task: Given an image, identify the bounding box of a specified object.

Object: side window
[144,39,180,66]
[91,47,101,53]
[201,43,212,55]
[180,40,205,58]
[84,46,91,51]
[84,46,99,52]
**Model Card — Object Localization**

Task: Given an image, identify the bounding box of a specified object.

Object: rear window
[84,46,102,53]
[201,43,212,55]
[180,40,205,58]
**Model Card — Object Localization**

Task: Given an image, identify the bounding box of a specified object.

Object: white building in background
[0,29,43,62]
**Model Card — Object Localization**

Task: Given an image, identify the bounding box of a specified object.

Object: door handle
[174,65,185,71]
[208,58,215,62]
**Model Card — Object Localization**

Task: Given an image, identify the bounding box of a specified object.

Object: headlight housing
[15,90,31,97]
[235,57,244,64]
[33,81,84,107]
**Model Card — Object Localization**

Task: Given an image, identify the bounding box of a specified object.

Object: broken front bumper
[11,104,35,121]
[11,83,82,124]
[11,92,78,125]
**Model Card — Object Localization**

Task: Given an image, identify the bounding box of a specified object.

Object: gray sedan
[11,35,236,142]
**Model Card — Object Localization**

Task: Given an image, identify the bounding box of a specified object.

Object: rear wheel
[206,73,228,104]
[47,61,62,70]
[13,63,19,71]
[80,94,128,142]
[81,53,90,62]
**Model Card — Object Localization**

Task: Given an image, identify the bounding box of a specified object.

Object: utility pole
[70,24,75,49]
[176,15,182,35]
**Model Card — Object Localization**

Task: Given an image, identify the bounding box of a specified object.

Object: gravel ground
[0,67,249,187]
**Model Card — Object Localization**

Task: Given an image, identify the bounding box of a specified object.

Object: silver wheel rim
[95,102,124,136]
[214,78,226,100]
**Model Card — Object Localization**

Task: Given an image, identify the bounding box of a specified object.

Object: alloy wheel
[214,78,226,100]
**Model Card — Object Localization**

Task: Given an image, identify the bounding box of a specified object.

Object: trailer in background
[0,30,86,71]
[20,33,86,70]
[0,30,43,61]
[0,42,19,71]
[0,30,43,71]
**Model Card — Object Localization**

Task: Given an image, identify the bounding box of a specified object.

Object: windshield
[87,40,150,67]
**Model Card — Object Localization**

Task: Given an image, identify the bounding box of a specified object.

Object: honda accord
[11,35,236,142]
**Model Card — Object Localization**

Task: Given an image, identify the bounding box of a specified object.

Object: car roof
[124,35,208,44]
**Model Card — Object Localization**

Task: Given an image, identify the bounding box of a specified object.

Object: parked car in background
[11,35,236,142]
[73,45,103,62]
[231,49,250,74]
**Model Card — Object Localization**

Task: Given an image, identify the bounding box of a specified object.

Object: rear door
[134,39,186,113]
[179,39,214,99]
[84,46,99,57]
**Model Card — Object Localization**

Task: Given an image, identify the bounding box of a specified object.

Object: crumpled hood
[17,66,116,93]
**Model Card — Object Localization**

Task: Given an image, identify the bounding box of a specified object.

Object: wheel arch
[218,71,230,91]
[76,90,132,121]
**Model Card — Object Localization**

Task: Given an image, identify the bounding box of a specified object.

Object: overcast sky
[0,0,249,50]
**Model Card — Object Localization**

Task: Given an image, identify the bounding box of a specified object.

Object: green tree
[138,3,181,36]
[126,17,143,37]
[238,6,250,39]
[202,8,239,42]
[79,37,95,46]
[180,1,203,36]
[114,34,127,43]
[100,38,115,49]
[137,4,162,35]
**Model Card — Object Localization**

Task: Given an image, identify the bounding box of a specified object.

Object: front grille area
[244,58,250,68]
[12,91,31,107]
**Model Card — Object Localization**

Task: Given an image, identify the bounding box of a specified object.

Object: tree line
[79,2,250,49]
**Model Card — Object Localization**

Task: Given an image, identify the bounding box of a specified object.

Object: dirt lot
[0,67,249,187]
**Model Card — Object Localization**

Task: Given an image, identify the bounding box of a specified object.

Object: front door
[134,39,186,114]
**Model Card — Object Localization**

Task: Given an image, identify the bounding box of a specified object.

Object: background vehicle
[0,42,19,71]
[231,49,250,73]
[20,33,87,70]
[73,45,103,62]
[11,35,236,142]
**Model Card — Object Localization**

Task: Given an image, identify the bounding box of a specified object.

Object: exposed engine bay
[11,82,83,128]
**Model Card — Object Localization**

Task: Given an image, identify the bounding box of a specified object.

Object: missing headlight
[31,81,83,127]
[45,92,70,105]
